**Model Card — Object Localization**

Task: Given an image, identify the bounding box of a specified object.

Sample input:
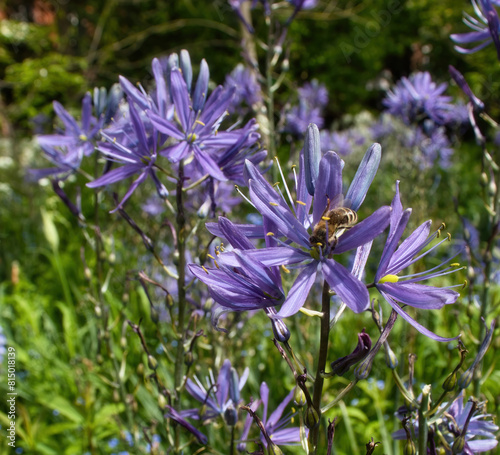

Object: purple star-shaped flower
[374,181,461,341]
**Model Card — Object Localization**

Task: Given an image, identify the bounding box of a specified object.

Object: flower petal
[377,282,459,309]
[322,260,369,313]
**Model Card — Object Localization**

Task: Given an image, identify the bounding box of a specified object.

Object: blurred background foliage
[0,0,499,454]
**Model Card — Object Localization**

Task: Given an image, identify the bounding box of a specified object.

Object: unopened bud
[108,252,116,264]
[229,367,240,403]
[97,354,103,364]
[137,363,144,375]
[404,440,416,455]
[442,371,457,392]
[166,294,174,308]
[113,389,120,402]
[480,172,488,186]
[224,404,238,426]
[147,355,158,371]
[271,317,291,342]
[158,394,167,409]
[384,343,398,369]
[84,267,92,281]
[269,445,284,455]
[305,406,320,429]
[452,435,466,454]
[293,386,307,407]
[95,305,102,318]
[488,179,497,197]
[331,329,371,376]
[120,336,127,349]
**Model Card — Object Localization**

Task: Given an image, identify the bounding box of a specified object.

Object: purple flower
[383,72,454,126]
[330,329,372,376]
[288,0,318,9]
[451,0,500,60]
[285,80,328,136]
[186,359,249,423]
[238,382,304,451]
[86,102,167,211]
[403,124,454,169]
[320,130,366,156]
[165,406,208,445]
[212,128,390,319]
[33,93,101,180]
[225,64,263,113]
[374,182,461,341]
[393,391,499,454]
[148,67,262,183]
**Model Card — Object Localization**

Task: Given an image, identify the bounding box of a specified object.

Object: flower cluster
[191,123,461,341]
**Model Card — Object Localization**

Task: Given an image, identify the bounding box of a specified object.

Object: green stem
[310,281,331,453]
[418,385,431,455]
[174,161,187,394]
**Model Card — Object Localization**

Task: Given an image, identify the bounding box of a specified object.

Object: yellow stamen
[270,202,279,206]
[266,232,275,236]
[296,200,306,206]
[379,274,399,284]
[195,120,206,126]
[462,280,468,289]
[214,260,219,269]
[273,182,280,187]
[451,263,460,267]
[79,134,87,141]
[291,164,297,170]
[207,254,215,260]
[281,264,290,274]
[201,266,209,274]
[447,233,452,241]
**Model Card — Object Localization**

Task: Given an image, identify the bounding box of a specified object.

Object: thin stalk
[174,161,187,394]
[310,281,331,453]
[418,385,431,455]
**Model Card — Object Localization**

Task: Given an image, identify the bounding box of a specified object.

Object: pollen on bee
[296,200,306,206]
[202,266,209,274]
[321,216,331,221]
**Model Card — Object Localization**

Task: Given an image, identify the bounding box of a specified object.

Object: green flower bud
[224,404,238,426]
[404,440,416,455]
[184,351,193,367]
[158,394,167,410]
[293,386,307,407]
[452,435,466,454]
[305,405,320,430]
[442,371,457,392]
[147,355,158,371]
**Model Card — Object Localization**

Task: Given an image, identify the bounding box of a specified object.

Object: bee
[309,206,358,248]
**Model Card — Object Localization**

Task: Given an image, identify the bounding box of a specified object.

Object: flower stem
[174,161,187,394]
[310,280,331,453]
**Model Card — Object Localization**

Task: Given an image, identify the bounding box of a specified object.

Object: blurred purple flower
[320,130,366,156]
[451,0,500,60]
[383,72,454,126]
[165,406,208,445]
[225,64,262,113]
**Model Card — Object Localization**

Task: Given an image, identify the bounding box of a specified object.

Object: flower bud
[452,435,466,454]
[224,404,238,426]
[404,440,416,455]
[271,317,291,342]
[95,305,102,318]
[331,329,371,376]
[305,406,320,430]
[304,123,321,196]
[384,343,398,369]
[137,363,144,376]
[293,386,307,407]
[229,367,240,404]
[158,393,167,410]
[120,336,127,349]
[443,368,458,391]
[147,355,158,371]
